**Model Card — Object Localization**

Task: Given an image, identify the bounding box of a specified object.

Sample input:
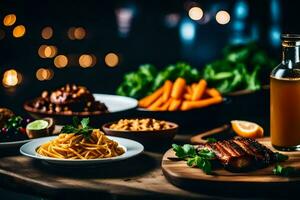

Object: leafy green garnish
[273,164,298,177]
[172,144,215,174]
[5,116,23,130]
[61,117,93,138]
[206,138,217,143]
[198,149,215,159]
[187,156,213,174]
[274,152,289,162]
[172,144,196,159]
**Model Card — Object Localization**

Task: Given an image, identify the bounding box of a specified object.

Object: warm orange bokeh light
[74,27,86,40]
[79,54,96,68]
[105,53,119,67]
[41,26,53,39]
[54,55,68,68]
[2,69,21,87]
[38,45,57,58]
[3,14,16,26]
[13,25,26,38]
[36,68,53,81]
[67,27,76,40]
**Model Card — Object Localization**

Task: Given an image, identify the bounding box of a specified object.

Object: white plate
[0,139,31,149]
[93,94,138,113]
[20,135,144,165]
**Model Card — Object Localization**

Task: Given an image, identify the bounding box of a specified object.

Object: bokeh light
[13,25,26,38]
[67,27,76,40]
[188,7,203,21]
[105,53,119,67]
[3,14,16,26]
[79,54,96,68]
[74,27,86,40]
[216,10,231,25]
[54,55,68,68]
[41,26,53,39]
[44,46,57,58]
[36,68,53,81]
[38,45,57,58]
[2,69,22,87]
[68,27,86,40]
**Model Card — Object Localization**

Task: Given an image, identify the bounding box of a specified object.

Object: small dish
[26,118,55,139]
[102,120,178,150]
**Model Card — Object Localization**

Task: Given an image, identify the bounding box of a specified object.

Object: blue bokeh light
[179,19,196,43]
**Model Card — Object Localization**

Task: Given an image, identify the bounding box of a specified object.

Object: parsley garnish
[273,164,298,177]
[61,117,93,138]
[5,116,23,130]
[172,144,215,174]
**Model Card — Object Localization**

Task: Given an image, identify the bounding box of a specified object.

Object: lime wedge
[26,120,49,130]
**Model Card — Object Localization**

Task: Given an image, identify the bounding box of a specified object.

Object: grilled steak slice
[233,137,274,167]
[197,137,275,171]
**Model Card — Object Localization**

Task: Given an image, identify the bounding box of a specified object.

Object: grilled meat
[197,137,275,171]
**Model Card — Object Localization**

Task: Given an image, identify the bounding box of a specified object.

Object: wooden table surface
[0,134,290,200]
[0,134,208,199]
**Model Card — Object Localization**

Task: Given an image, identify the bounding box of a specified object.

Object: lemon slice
[231,120,264,139]
[26,120,48,130]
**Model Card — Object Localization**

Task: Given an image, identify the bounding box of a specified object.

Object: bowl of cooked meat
[24,84,138,125]
[102,118,178,151]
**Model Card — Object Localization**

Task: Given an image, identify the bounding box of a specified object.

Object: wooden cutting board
[162,137,300,194]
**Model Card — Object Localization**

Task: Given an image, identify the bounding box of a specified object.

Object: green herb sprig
[172,144,215,174]
[5,116,23,130]
[60,117,93,138]
[273,164,298,177]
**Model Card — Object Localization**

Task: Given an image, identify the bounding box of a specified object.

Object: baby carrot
[191,83,197,93]
[160,98,172,110]
[168,99,182,111]
[184,93,192,100]
[171,78,186,99]
[139,86,164,108]
[148,97,164,111]
[162,80,173,103]
[181,96,222,111]
[192,79,207,101]
[206,88,221,98]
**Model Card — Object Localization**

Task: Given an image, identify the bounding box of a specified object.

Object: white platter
[93,94,138,113]
[20,135,144,165]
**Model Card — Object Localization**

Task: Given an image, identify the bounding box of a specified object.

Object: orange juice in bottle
[271,34,300,150]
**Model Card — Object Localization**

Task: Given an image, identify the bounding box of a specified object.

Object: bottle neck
[282,46,300,66]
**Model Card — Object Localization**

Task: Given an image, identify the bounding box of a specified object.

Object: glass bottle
[270,34,300,151]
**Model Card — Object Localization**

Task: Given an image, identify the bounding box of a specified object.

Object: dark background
[0,1,299,199]
[0,0,299,114]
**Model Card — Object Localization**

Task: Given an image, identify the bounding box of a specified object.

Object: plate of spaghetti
[20,118,144,165]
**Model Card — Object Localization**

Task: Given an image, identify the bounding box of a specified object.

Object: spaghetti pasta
[37,129,125,159]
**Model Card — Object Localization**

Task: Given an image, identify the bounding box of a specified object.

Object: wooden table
[0,134,287,200]
[0,134,213,200]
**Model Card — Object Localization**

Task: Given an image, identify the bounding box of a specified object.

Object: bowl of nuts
[102,118,178,150]
[24,84,138,125]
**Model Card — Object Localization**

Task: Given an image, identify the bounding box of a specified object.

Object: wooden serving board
[162,137,300,194]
